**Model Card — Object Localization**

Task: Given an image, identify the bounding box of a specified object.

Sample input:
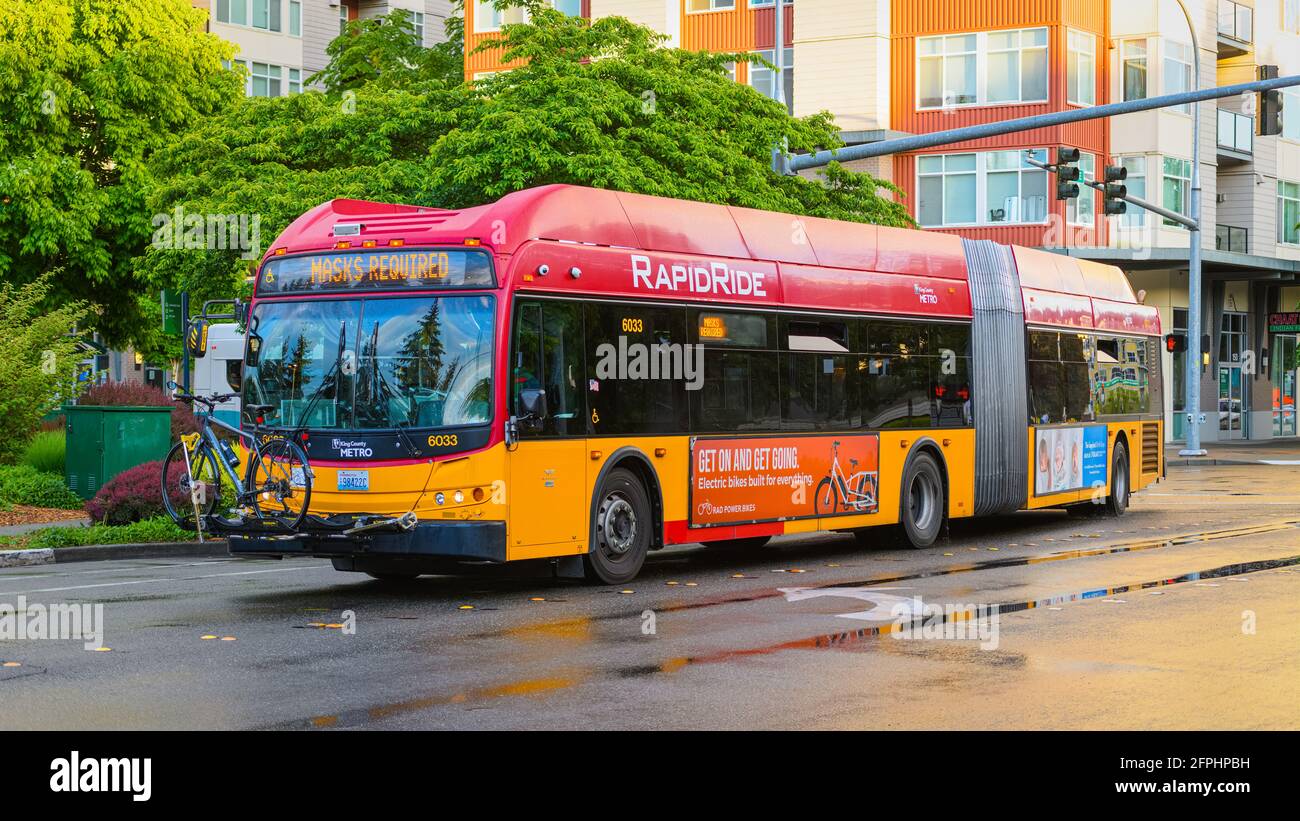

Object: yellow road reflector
[2,661,20,667]
[220,636,236,641]
[529,597,545,601]
[200,635,217,640]
[684,582,698,587]
[93,647,112,652]
[618,589,634,595]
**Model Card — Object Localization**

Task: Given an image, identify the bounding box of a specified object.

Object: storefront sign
[1268,312,1300,333]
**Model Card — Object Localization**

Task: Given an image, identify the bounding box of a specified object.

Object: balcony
[1218,0,1253,57]
[1217,109,1253,163]
[1216,224,1248,254]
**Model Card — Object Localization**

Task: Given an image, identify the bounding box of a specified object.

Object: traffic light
[1259,65,1283,137]
[1102,165,1128,216]
[1165,333,1187,353]
[1055,146,1080,200]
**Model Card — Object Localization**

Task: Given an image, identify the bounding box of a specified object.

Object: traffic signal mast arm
[1022,152,1197,230]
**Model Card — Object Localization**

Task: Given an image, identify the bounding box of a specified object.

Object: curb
[0,540,229,568]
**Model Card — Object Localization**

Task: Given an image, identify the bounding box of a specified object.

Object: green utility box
[64,405,173,499]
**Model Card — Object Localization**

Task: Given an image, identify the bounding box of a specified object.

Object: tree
[0,0,243,346]
[429,5,913,226]
[311,6,464,93]
[0,274,89,463]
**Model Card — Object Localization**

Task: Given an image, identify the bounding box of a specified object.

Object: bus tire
[900,451,944,549]
[1107,443,1130,517]
[701,535,772,551]
[584,468,651,585]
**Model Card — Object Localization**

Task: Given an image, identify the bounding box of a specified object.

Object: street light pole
[772,0,785,111]
[1175,0,1207,456]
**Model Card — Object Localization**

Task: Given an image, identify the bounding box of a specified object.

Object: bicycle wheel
[814,476,837,515]
[247,438,313,530]
[161,440,222,529]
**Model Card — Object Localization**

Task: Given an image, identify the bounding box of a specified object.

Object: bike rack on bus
[202,510,419,541]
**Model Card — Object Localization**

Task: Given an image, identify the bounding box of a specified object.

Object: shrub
[1,516,195,550]
[86,460,180,525]
[76,383,199,438]
[21,431,66,475]
[0,275,89,464]
[0,465,83,509]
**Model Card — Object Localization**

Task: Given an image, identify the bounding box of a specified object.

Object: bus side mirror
[235,299,250,330]
[519,387,547,430]
[245,333,263,368]
[186,319,210,359]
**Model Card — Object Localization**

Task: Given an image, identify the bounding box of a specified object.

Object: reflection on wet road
[2,463,1299,730]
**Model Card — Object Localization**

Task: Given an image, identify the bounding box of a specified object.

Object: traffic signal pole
[777,71,1300,458]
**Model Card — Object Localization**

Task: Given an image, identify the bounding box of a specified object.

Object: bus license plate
[337,470,369,491]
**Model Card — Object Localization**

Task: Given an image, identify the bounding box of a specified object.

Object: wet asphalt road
[1,463,1299,730]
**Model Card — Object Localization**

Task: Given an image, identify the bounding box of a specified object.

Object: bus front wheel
[900,451,944,549]
[1107,443,1130,517]
[584,468,651,585]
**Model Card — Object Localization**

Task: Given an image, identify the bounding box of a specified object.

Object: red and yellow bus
[228,184,1163,583]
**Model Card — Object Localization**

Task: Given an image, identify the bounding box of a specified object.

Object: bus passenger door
[507,301,590,558]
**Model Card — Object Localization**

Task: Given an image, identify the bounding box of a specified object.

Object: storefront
[1268,312,1300,438]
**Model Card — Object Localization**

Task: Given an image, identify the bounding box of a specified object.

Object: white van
[192,322,244,427]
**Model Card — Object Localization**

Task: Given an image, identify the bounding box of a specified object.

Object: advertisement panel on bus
[1033,425,1108,496]
[690,434,879,527]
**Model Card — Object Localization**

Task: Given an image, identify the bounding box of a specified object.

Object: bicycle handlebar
[172,390,236,408]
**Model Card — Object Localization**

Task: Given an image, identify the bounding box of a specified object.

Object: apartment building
[192,0,453,93]
[464,0,1300,443]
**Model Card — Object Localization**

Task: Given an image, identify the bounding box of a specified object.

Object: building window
[1067,152,1095,225]
[750,48,793,113]
[1279,181,1300,244]
[217,0,248,26]
[474,1,530,31]
[1162,156,1192,227]
[1286,0,1300,33]
[1163,41,1193,114]
[917,149,1049,227]
[413,11,425,43]
[252,0,281,32]
[339,4,350,34]
[289,0,300,36]
[1118,156,1147,227]
[288,67,301,95]
[1066,29,1096,105]
[250,62,283,97]
[918,28,1048,109]
[1121,40,1147,101]
[1282,88,1300,142]
[687,0,737,11]
[553,0,584,14]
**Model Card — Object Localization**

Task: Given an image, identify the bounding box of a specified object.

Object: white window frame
[687,0,737,12]
[916,27,1049,111]
[1120,39,1147,102]
[474,2,531,32]
[252,0,281,32]
[288,67,301,95]
[216,0,249,27]
[1066,29,1096,106]
[1163,40,1194,115]
[1279,181,1300,245]
[1066,152,1096,225]
[249,61,283,98]
[413,11,425,44]
[916,149,1051,228]
[749,47,793,110]
[1162,156,1192,228]
[289,0,301,37]
[1117,155,1148,227]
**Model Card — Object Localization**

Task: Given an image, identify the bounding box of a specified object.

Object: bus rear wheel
[901,452,944,549]
[584,468,651,585]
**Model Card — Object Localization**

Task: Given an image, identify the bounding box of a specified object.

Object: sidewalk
[0,517,90,537]
[1166,437,1300,466]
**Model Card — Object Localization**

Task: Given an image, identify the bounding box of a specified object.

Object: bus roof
[266,184,1159,335]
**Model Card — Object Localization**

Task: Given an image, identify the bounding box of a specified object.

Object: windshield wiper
[286,320,347,437]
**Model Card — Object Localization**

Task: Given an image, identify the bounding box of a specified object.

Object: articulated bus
[227,184,1163,583]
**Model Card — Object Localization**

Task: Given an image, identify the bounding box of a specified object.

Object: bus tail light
[472,487,485,503]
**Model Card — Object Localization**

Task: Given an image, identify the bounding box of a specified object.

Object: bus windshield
[243,294,494,431]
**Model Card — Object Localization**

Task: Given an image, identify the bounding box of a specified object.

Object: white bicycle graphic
[814,440,878,514]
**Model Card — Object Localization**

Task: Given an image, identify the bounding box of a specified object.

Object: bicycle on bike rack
[160,382,314,536]
[814,440,879,515]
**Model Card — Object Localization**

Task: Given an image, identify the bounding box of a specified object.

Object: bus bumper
[226,520,507,564]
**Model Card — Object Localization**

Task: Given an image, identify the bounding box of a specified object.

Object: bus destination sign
[258,249,495,295]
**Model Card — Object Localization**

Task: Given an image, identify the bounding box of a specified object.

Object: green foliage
[0,464,82,509]
[141,5,910,299]
[311,8,464,93]
[0,516,194,550]
[0,0,244,347]
[0,275,88,464]
[436,7,913,225]
[21,431,66,475]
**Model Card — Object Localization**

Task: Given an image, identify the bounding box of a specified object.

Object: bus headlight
[454,491,464,504]
[434,492,445,505]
